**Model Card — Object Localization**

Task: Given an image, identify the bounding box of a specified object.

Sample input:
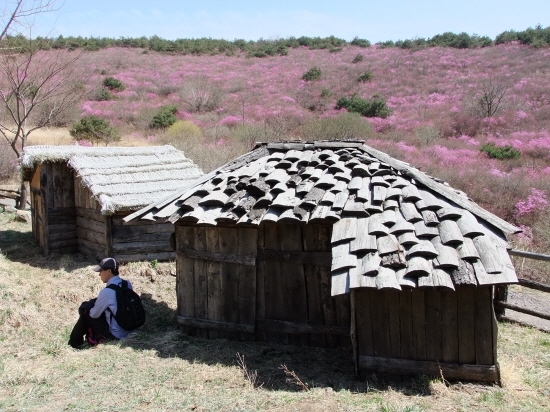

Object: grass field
[0,211,549,411]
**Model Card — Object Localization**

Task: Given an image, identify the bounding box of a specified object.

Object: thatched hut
[126,141,519,383]
[21,145,203,262]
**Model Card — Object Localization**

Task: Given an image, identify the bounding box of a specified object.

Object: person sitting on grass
[68,257,138,349]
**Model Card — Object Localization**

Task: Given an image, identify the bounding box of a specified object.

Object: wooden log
[358,356,499,383]
[75,207,105,222]
[177,316,254,333]
[115,251,175,263]
[257,249,331,265]
[76,216,105,235]
[494,301,550,321]
[48,238,79,250]
[517,278,550,293]
[112,231,172,244]
[112,222,174,237]
[112,240,173,254]
[78,237,105,256]
[509,250,550,263]
[49,231,77,242]
[48,223,77,235]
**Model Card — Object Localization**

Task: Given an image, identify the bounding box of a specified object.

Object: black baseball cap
[93,257,117,272]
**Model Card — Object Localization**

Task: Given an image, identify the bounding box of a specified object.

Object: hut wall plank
[370,290,391,358]
[206,227,222,339]
[40,163,52,254]
[176,225,195,322]
[475,286,495,365]
[217,227,240,341]
[111,230,172,244]
[411,289,427,361]
[457,286,476,364]
[78,237,105,256]
[279,224,309,346]
[111,241,174,253]
[441,290,459,363]
[49,223,77,235]
[238,227,258,341]
[355,289,375,356]
[75,207,105,223]
[262,222,287,344]
[256,223,267,342]
[193,227,208,338]
[425,289,442,362]
[398,289,414,359]
[386,290,401,358]
[303,224,327,347]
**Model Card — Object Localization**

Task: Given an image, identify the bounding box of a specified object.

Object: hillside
[1,43,550,279]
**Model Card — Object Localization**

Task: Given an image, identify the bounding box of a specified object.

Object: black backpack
[107,280,145,331]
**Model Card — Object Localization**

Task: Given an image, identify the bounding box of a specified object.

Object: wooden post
[494,285,508,320]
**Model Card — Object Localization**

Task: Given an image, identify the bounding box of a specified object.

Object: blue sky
[28,0,549,42]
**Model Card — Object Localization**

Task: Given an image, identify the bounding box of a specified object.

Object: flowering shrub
[357,71,373,82]
[515,188,548,218]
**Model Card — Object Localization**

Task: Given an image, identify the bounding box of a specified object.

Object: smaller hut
[127,140,520,383]
[21,145,203,262]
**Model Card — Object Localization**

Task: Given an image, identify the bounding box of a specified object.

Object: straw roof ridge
[21,144,204,213]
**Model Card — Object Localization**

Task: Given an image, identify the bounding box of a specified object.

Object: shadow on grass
[115,293,435,396]
[0,228,93,271]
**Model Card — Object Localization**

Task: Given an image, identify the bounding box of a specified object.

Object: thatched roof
[126,141,520,295]
[21,145,203,214]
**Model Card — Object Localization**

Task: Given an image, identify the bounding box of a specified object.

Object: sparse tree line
[1,25,549,57]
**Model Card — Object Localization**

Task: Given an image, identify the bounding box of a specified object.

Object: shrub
[69,115,120,145]
[102,76,125,91]
[350,37,371,48]
[480,143,521,159]
[357,71,373,82]
[301,66,322,81]
[165,120,202,139]
[92,88,115,101]
[352,54,364,63]
[320,88,332,98]
[150,105,178,128]
[336,94,391,118]
[301,112,374,141]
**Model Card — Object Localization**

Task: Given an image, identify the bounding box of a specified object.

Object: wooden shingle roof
[127,141,520,295]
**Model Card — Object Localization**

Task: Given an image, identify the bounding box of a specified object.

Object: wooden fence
[494,249,550,325]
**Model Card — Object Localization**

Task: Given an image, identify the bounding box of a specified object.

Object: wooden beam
[517,278,550,293]
[509,249,550,262]
[256,318,350,336]
[176,316,255,333]
[179,247,256,266]
[494,301,550,321]
[359,355,499,383]
[257,249,332,265]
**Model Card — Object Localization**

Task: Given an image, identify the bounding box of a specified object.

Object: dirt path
[503,285,550,333]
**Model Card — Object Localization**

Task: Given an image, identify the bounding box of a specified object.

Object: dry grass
[0,212,549,411]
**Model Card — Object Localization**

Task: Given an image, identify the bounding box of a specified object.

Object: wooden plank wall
[73,176,106,258]
[354,285,498,382]
[41,163,78,254]
[257,222,350,347]
[175,223,258,339]
[29,166,44,248]
[174,222,350,348]
[111,214,176,262]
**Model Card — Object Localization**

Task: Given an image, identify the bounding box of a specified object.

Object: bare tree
[180,75,225,113]
[464,78,510,118]
[0,40,87,207]
[1,0,60,40]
